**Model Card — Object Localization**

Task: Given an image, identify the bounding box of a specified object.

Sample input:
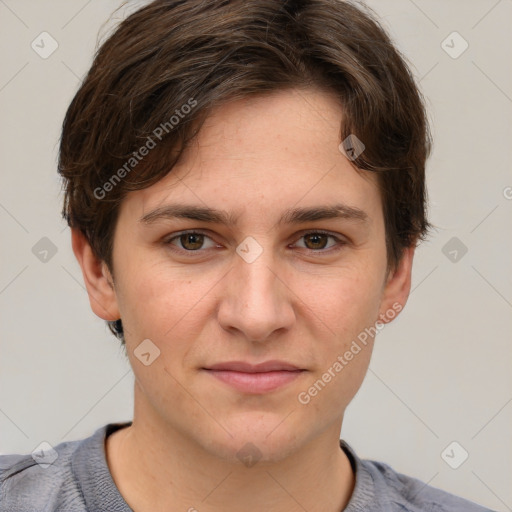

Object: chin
[200,415,309,465]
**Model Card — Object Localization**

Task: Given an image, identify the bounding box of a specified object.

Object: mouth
[202,360,306,394]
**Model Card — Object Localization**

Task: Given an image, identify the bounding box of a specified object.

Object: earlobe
[71,228,120,322]
[377,246,415,324]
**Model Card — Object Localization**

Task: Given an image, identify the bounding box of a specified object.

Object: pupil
[182,233,203,250]
[305,234,327,249]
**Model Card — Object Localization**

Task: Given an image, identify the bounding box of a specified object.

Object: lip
[202,360,306,394]
[205,360,302,373]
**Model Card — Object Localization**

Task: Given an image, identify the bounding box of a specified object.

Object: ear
[71,228,120,322]
[377,246,415,324]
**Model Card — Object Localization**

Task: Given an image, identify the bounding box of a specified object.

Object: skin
[72,87,414,512]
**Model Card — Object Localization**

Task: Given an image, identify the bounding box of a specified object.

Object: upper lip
[204,360,303,373]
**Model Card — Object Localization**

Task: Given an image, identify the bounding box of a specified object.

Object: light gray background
[0,1,511,510]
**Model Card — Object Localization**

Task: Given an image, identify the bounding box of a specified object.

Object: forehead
[121,88,381,223]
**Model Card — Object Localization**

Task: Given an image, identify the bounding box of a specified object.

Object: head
[61,0,431,462]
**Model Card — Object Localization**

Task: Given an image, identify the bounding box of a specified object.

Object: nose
[217,245,296,342]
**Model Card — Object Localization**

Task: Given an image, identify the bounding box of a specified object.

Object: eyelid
[164,229,220,251]
[163,228,347,255]
[290,229,348,251]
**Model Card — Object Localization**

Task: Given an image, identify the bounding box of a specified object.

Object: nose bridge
[234,234,277,296]
[218,240,294,340]
[236,251,276,305]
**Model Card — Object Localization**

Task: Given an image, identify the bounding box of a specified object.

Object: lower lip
[204,369,304,393]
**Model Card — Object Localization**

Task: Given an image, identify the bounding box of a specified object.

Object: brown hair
[58,0,432,344]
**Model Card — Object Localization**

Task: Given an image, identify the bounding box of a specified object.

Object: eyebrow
[138,203,368,226]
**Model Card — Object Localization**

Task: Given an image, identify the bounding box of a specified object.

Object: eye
[164,229,345,255]
[293,231,344,251]
[165,231,217,251]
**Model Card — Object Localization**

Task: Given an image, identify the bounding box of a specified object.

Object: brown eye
[303,233,329,250]
[179,233,205,250]
[165,231,218,254]
[293,232,343,252]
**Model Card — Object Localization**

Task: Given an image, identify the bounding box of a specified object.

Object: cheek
[295,273,380,417]
[300,256,385,386]
[116,257,220,352]
[314,266,385,346]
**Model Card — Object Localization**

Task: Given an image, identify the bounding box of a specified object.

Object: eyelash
[163,229,347,256]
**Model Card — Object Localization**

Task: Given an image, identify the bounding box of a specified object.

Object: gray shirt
[0,422,494,511]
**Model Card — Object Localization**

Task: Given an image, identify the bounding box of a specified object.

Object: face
[76,87,413,464]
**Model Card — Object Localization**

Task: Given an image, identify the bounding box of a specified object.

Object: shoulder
[0,436,90,512]
[361,457,495,512]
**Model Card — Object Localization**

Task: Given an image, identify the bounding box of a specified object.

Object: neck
[106,392,355,512]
